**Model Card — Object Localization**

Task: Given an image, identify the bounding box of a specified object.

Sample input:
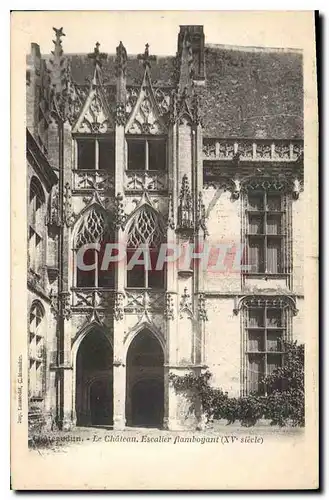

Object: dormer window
[77,137,115,171]
[127,138,166,171]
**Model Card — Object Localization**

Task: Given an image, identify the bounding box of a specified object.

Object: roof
[65,54,176,87]
[198,45,303,139]
[43,43,303,140]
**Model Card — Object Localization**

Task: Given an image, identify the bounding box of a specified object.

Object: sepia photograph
[11,10,318,490]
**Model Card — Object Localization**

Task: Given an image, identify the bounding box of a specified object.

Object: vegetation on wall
[169,341,305,427]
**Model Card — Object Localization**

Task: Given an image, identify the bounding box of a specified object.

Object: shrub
[262,341,305,426]
[170,341,305,427]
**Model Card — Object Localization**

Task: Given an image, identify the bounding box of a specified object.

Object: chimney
[26,43,42,138]
[178,25,205,80]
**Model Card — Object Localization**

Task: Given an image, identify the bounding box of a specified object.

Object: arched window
[75,208,114,288]
[28,177,45,275]
[126,206,165,289]
[29,301,45,399]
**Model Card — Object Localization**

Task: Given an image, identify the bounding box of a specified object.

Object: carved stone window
[244,191,288,275]
[75,209,114,288]
[244,305,287,395]
[29,301,45,400]
[28,177,45,276]
[126,207,165,289]
[127,137,166,172]
[76,137,115,171]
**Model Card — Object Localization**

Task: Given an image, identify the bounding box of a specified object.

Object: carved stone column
[163,121,179,430]
[112,202,126,429]
[193,121,207,365]
[112,48,127,427]
[112,301,126,429]
[61,120,75,430]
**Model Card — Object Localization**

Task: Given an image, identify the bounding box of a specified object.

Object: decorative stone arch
[29,298,46,317]
[123,202,166,289]
[124,322,166,428]
[124,193,166,236]
[71,200,115,288]
[125,60,167,135]
[71,320,112,363]
[71,195,111,247]
[125,204,165,248]
[233,293,299,317]
[72,76,114,134]
[29,176,46,204]
[71,322,113,427]
[123,320,166,364]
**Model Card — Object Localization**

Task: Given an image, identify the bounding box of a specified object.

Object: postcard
[11,10,318,490]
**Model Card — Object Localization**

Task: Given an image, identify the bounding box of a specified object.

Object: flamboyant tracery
[26,24,304,432]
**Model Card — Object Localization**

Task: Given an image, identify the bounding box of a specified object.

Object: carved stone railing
[202,139,303,162]
[71,287,165,316]
[71,287,115,309]
[124,171,168,192]
[72,170,115,192]
[124,289,165,313]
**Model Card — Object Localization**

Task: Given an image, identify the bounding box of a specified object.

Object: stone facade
[26,25,304,431]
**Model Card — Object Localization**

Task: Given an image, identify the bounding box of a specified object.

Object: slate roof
[198,45,303,139]
[66,54,176,87]
[44,43,303,140]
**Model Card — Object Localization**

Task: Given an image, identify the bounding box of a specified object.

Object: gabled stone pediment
[72,77,114,134]
[125,69,167,135]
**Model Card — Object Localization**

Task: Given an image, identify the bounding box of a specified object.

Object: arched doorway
[75,328,113,426]
[126,329,164,428]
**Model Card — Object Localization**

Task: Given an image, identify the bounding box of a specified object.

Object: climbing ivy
[169,341,305,427]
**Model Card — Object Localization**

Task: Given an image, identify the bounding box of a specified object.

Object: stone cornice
[203,138,303,163]
[203,291,304,299]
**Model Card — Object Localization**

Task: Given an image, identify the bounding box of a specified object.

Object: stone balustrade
[72,170,115,192]
[203,139,303,162]
[124,170,168,192]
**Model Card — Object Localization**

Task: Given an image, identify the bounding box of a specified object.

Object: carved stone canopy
[204,166,304,200]
[203,139,304,199]
[233,294,298,316]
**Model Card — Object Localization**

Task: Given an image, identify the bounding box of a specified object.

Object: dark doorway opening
[131,379,164,427]
[90,379,113,426]
[76,329,113,427]
[126,329,164,428]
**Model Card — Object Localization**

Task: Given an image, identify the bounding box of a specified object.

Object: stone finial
[115,41,127,77]
[88,42,107,68]
[177,174,194,232]
[52,27,65,47]
[49,27,66,93]
[137,43,156,69]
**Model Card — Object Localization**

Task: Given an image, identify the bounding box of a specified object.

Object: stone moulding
[233,293,299,316]
[202,138,303,163]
